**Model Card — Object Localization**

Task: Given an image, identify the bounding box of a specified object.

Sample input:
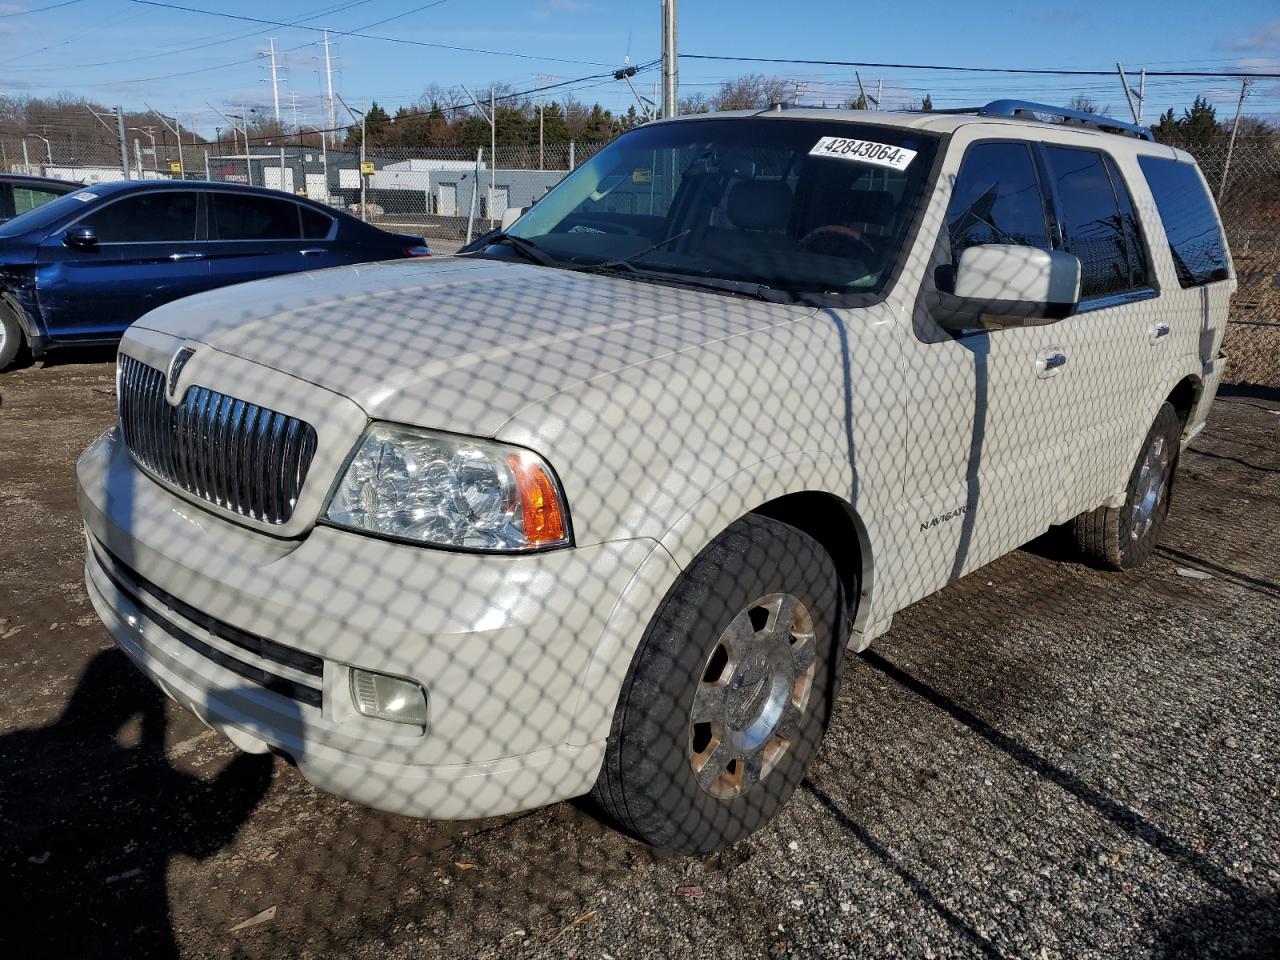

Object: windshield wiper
[589,264,791,302]
[593,229,693,273]
[486,233,563,269]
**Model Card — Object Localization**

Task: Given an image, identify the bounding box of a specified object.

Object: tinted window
[300,206,333,240]
[947,142,1050,265]
[1103,154,1151,290]
[211,193,301,240]
[1137,156,1229,288]
[13,185,66,216]
[82,191,199,244]
[1044,146,1137,299]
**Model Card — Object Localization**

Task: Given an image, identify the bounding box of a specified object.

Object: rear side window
[1044,146,1148,299]
[947,142,1050,264]
[300,206,333,240]
[82,191,199,244]
[1137,156,1229,288]
[211,193,301,241]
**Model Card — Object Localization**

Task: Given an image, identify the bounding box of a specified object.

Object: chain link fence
[203,141,612,244]
[1184,138,1280,387]
[5,132,1279,385]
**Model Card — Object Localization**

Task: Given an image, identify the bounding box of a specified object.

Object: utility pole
[491,87,496,219]
[1116,62,1139,124]
[21,139,30,176]
[288,91,301,133]
[461,84,497,221]
[1219,77,1253,200]
[1137,69,1146,124]
[134,139,143,179]
[323,30,337,145]
[336,93,367,219]
[266,38,282,124]
[538,73,552,170]
[660,0,678,118]
[146,104,185,178]
[114,106,130,180]
[855,71,878,110]
[242,106,254,186]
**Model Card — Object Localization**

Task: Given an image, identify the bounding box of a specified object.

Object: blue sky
[1,0,1277,136]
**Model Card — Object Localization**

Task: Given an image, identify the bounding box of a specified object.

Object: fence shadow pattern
[1,123,1275,958]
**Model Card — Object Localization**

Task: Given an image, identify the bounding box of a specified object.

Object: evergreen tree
[1150,107,1179,145]
[540,102,569,142]
[1181,96,1219,144]
[920,94,933,112]
[581,104,614,141]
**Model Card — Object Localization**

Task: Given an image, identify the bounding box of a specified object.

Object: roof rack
[933,99,1155,141]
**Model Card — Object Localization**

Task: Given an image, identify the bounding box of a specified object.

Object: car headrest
[842,190,896,227]
[726,179,792,231]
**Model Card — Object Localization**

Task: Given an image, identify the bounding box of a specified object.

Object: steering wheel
[797,225,878,263]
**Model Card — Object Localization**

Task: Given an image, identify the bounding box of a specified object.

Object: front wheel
[1071,402,1181,570]
[0,300,25,372]
[592,514,844,853]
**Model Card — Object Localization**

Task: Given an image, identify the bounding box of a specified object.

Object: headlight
[324,423,570,552]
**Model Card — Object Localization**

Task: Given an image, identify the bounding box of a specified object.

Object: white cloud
[1224,20,1280,53]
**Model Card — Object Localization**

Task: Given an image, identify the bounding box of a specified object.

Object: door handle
[299,248,327,256]
[168,251,204,261]
[1150,322,1171,342]
[1036,350,1068,378]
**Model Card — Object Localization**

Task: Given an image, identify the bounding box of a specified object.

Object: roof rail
[976,99,1155,141]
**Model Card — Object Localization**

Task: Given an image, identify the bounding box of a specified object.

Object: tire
[592,514,844,853]
[1071,401,1181,570]
[0,299,24,372]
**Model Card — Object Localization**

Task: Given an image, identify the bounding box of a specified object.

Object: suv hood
[133,256,816,436]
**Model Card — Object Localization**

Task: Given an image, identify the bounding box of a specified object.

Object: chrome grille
[118,355,317,525]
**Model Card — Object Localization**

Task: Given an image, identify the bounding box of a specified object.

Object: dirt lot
[1,357,1277,960]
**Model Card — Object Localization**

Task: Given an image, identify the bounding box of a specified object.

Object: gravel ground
[0,357,1277,960]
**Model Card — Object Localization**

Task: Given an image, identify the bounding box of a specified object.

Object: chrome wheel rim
[1130,434,1170,541]
[688,593,816,800]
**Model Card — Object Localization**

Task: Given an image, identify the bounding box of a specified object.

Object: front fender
[567,452,884,746]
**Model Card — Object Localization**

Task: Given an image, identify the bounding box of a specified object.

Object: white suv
[77,100,1232,852]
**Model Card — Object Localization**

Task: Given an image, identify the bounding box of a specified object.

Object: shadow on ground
[0,650,273,958]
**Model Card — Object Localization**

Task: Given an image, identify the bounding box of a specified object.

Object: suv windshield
[508,117,939,296]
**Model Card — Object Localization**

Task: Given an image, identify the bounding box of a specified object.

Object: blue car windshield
[0,188,96,239]
[508,118,940,295]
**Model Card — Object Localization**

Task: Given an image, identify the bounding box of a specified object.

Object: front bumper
[78,426,668,820]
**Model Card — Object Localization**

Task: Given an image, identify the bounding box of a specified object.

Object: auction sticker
[71,191,97,202]
[809,137,916,171]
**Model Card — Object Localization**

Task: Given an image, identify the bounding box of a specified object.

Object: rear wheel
[592,514,844,853]
[1071,402,1181,570]
[0,300,25,372]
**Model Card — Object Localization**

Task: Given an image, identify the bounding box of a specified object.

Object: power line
[0,0,83,17]
[681,53,1280,80]
[5,0,390,72]
[127,0,611,66]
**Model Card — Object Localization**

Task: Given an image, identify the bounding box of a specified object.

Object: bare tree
[711,74,789,111]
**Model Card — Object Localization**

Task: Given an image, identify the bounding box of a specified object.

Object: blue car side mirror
[63,226,99,251]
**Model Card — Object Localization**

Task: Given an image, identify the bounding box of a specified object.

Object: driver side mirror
[937,244,1081,332]
[63,226,99,251]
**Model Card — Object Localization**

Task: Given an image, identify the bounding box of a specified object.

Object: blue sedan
[0,179,428,370]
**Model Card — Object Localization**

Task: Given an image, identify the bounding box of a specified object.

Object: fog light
[350,669,428,726]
